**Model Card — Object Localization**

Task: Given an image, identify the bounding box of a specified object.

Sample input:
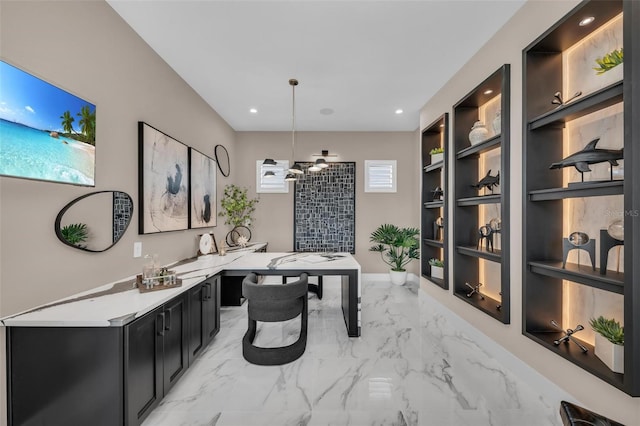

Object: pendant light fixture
[287,78,304,176]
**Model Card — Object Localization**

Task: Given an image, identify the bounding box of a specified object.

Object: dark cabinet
[124,292,188,426]
[188,276,220,364]
[7,275,219,426]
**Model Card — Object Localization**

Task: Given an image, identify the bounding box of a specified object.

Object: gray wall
[419,1,640,424]
[235,131,420,274]
[0,2,237,422]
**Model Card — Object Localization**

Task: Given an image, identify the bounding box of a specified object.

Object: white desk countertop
[0,246,360,328]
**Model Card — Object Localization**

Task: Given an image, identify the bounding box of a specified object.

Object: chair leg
[308,276,323,300]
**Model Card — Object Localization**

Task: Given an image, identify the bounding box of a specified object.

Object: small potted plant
[589,316,624,373]
[60,223,89,248]
[370,224,420,285]
[429,147,444,165]
[219,184,259,246]
[428,258,444,280]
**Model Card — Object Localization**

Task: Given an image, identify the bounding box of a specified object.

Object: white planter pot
[430,153,443,164]
[431,265,444,280]
[594,333,624,374]
[389,270,408,286]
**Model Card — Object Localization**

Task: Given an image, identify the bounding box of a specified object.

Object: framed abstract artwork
[189,147,217,229]
[138,122,189,234]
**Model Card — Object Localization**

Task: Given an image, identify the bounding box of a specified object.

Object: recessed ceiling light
[320,108,334,115]
[484,89,493,95]
[579,16,595,26]
[249,108,258,114]
[395,109,403,114]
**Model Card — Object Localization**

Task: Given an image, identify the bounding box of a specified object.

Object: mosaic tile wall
[294,162,355,253]
[113,191,132,242]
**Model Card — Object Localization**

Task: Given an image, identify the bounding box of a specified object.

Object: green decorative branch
[429,147,444,155]
[593,48,623,75]
[590,316,624,345]
[218,184,259,228]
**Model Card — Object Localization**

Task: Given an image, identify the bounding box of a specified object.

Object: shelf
[423,239,444,248]
[529,261,624,294]
[524,331,624,391]
[454,290,504,322]
[456,135,501,159]
[424,200,444,209]
[529,180,623,201]
[426,276,445,288]
[456,194,501,206]
[456,246,501,263]
[529,81,623,130]
[424,161,444,173]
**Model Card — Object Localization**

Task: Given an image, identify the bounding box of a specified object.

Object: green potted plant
[589,316,624,373]
[370,224,420,285]
[60,223,89,248]
[429,147,444,165]
[218,184,259,228]
[428,258,444,280]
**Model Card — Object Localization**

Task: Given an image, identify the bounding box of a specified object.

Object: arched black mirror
[214,144,230,177]
[55,191,133,252]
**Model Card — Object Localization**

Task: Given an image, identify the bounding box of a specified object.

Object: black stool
[242,273,308,365]
[282,275,323,299]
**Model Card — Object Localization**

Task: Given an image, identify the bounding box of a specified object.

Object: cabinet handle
[165,309,172,331]
[157,313,165,336]
[201,286,207,302]
[206,283,212,300]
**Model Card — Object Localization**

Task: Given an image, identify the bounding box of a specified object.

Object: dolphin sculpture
[549,138,623,173]
[471,170,500,192]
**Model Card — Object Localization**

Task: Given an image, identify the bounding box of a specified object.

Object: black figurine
[549,138,623,181]
[471,170,500,193]
[477,225,494,252]
[431,186,443,201]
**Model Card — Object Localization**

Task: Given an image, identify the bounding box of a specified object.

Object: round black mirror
[55,191,133,252]
[214,144,230,177]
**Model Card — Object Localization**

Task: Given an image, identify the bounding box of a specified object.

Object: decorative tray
[136,271,182,293]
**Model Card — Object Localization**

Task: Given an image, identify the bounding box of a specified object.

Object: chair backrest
[242,273,309,322]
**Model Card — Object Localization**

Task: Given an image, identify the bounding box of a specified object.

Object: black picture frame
[189,147,217,229]
[138,122,189,234]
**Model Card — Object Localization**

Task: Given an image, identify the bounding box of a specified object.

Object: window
[256,160,289,193]
[364,160,397,192]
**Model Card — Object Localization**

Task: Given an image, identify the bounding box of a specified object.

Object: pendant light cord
[290,79,297,164]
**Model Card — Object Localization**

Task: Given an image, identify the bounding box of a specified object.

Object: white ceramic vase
[389,270,408,286]
[431,265,444,280]
[431,153,443,164]
[594,333,624,373]
[469,121,489,145]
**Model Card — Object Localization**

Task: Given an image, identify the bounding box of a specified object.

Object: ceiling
[107,0,526,132]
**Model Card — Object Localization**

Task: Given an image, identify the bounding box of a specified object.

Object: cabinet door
[124,306,163,426]
[188,283,206,364]
[203,275,221,345]
[162,293,189,394]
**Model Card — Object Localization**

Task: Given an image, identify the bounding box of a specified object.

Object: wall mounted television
[0,60,96,186]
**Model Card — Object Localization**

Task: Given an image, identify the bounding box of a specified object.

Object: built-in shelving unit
[452,64,510,323]
[523,0,639,396]
[421,114,448,289]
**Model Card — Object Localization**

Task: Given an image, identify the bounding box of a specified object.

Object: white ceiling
[107,0,526,132]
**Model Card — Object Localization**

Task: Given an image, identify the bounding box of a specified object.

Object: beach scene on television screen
[0,61,96,186]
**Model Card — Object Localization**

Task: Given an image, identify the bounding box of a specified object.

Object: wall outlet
[133,242,142,258]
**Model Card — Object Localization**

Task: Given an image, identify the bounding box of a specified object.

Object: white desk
[1,247,361,337]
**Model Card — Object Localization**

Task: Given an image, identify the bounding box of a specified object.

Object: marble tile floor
[142,277,561,426]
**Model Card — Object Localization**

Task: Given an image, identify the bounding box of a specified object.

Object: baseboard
[362,272,420,284]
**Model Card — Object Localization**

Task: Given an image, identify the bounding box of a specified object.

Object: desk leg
[341,271,360,337]
[220,275,245,306]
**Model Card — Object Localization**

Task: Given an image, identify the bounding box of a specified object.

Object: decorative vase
[492,109,501,135]
[389,269,408,286]
[431,265,444,280]
[469,121,489,145]
[430,153,443,164]
[594,333,624,373]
